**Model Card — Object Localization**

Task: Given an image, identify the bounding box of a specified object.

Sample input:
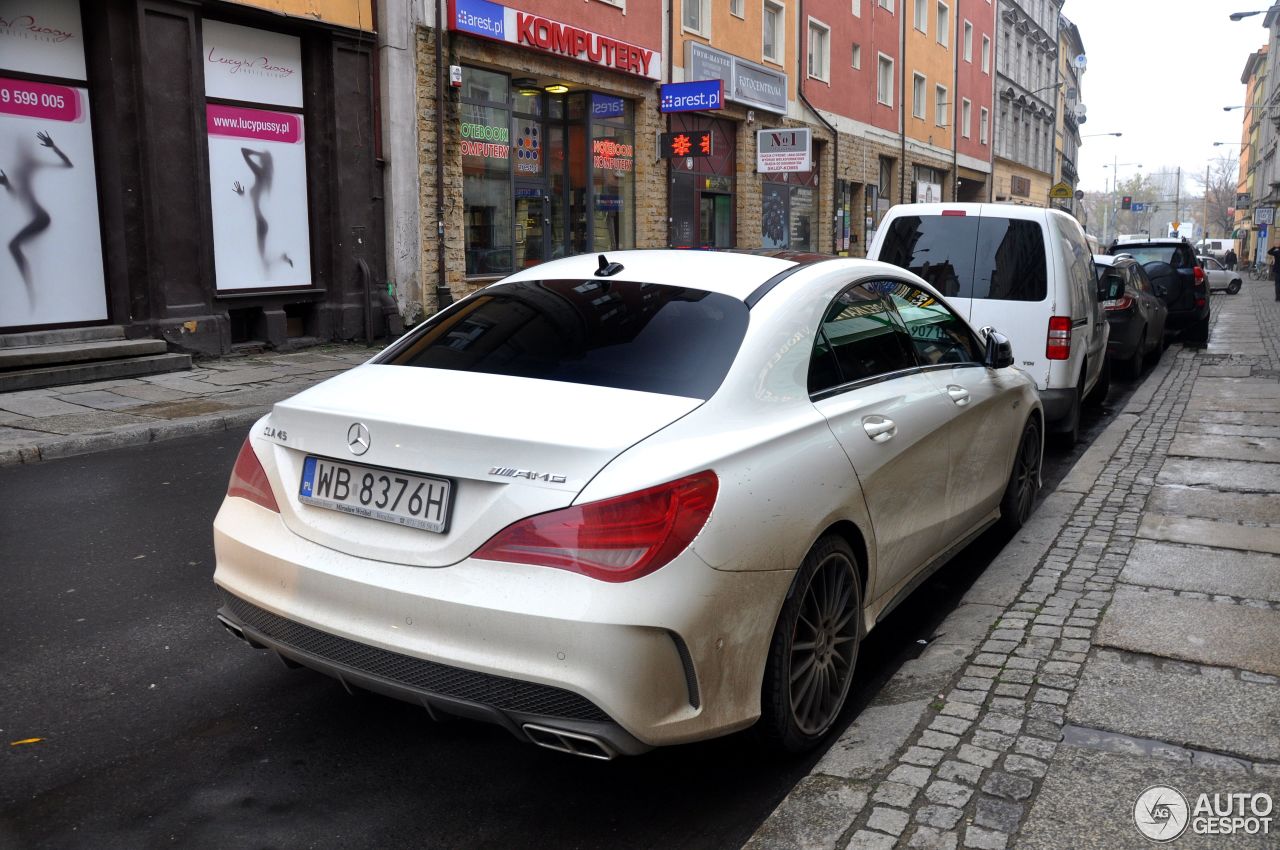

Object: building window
[936,2,949,46]
[1011,175,1031,197]
[935,84,947,126]
[808,18,831,81]
[980,106,989,143]
[877,54,894,104]
[852,43,863,69]
[913,73,926,118]
[914,0,927,33]
[963,20,972,61]
[982,34,990,73]
[731,0,744,16]
[962,98,972,138]
[852,0,861,14]
[683,0,709,34]
[763,1,784,63]
[878,0,893,10]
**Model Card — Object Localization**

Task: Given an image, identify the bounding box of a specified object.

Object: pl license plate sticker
[299,456,451,533]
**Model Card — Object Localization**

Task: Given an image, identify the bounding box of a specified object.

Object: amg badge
[488,466,568,483]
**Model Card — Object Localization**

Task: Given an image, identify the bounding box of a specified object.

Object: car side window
[808,282,917,394]
[1132,264,1154,294]
[883,282,984,366]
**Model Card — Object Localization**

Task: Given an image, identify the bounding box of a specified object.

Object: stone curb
[745,365,1164,850]
[0,406,267,468]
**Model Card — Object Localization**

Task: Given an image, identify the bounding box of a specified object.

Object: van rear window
[878,215,1048,302]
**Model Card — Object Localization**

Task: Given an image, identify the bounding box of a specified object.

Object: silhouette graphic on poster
[0,130,73,308]
[232,147,294,273]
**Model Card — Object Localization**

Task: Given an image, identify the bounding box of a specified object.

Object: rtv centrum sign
[685,42,787,114]
[449,0,661,80]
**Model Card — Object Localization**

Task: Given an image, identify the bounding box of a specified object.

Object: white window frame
[852,42,862,70]
[980,106,989,144]
[912,72,926,118]
[962,97,972,138]
[963,20,972,62]
[877,53,894,105]
[981,34,991,73]
[762,0,785,64]
[878,0,894,10]
[595,0,625,8]
[808,17,831,82]
[936,1,949,47]
[730,0,745,18]
[852,0,862,15]
[914,0,927,33]
[935,83,947,126]
[683,0,711,36]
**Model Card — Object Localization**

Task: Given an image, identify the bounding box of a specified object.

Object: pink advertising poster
[206,104,312,290]
[0,76,107,327]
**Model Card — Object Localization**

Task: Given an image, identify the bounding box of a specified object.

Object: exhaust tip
[522,723,616,760]
[217,614,246,641]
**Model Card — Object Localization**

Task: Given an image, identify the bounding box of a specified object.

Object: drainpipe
[899,2,907,204]
[435,0,453,310]
[797,0,839,253]
[951,3,959,200]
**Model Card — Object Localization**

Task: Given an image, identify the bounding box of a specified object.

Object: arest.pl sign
[449,0,661,81]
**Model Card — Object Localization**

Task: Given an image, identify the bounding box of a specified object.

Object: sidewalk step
[0,353,193,393]
[0,325,126,348]
[0,339,169,371]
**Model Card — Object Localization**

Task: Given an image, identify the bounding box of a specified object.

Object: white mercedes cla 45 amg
[213,250,1043,759]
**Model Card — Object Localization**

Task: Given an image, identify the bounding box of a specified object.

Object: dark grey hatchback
[1107,237,1209,345]
[1094,255,1168,379]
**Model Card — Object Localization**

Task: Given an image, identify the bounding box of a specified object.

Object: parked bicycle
[1247,261,1271,281]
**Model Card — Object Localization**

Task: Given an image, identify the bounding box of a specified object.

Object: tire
[758,535,863,754]
[1084,357,1109,408]
[1123,330,1145,381]
[1227,280,1242,295]
[999,417,1043,533]
[1186,316,1210,346]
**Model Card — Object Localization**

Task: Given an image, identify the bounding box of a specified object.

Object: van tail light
[1047,316,1073,360]
[227,436,280,513]
[1103,295,1135,312]
[473,471,719,583]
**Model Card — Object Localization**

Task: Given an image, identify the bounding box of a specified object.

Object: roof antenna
[595,254,624,278]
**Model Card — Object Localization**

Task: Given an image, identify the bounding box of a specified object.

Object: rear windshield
[1111,245,1189,268]
[378,279,749,399]
[878,215,1048,301]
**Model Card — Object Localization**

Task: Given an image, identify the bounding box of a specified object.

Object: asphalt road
[0,372,1136,850]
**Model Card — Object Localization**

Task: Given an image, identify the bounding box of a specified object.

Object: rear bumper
[1165,304,1210,331]
[212,496,793,750]
[1039,387,1077,428]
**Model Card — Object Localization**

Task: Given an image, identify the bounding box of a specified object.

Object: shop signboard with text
[202,21,311,292]
[448,0,661,80]
[685,42,787,114]
[0,0,87,80]
[756,128,810,173]
[660,80,723,113]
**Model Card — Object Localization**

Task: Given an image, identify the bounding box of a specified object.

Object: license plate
[299,457,452,533]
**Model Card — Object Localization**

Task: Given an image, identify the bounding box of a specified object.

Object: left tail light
[227,436,280,513]
[1193,265,1205,284]
[473,471,719,582]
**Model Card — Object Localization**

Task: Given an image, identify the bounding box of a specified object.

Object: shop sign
[756,128,810,173]
[592,138,633,171]
[916,181,942,203]
[686,42,787,114]
[202,19,303,109]
[449,0,660,80]
[0,73,107,327]
[590,93,626,118]
[659,80,723,113]
[0,0,87,81]
[660,130,713,159]
[1049,181,1072,199]
[1254,207,1274,225]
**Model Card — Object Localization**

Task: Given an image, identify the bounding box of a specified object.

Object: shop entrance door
[699,192,733,248]
[515,185,550,269]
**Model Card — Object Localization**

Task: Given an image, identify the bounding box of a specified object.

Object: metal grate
[222,592,609,722]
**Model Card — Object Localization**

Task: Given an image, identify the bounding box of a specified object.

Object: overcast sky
[1068,0,1267,193]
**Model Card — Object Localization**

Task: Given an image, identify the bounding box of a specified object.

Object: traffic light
[1121,195,1132,210]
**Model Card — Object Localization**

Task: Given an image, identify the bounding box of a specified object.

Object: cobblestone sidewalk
[749,281,1280,850]
[0,345,371,466]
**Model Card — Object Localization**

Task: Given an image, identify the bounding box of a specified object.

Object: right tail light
[1046,316,1072,360]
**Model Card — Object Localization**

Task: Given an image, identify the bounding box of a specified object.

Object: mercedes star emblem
[347,422,371,456]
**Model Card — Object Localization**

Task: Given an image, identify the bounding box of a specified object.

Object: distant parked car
[1108,237,1209,345]
[1198,255,1243,295]
[1095,255,1168,380]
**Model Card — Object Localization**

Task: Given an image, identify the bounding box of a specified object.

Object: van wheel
[999,417,1042,532]
[1085,358,1109,408]
[1227,280,1242,295]
[758,536,862,754]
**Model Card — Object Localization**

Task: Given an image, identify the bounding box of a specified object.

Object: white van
[868,203,1110,445]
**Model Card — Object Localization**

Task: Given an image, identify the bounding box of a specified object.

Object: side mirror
[1097,274,1124,303]
[984,330,1015,369]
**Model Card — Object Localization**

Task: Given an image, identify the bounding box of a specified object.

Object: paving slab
[109,383,197,402]
[1169,432,1280,463]
[125,398,247,420]
[1146,485,1280,525]
[1187,395,1280,413]
[814,700,932,780]
[1177,421,1280,440]
[1121,540,1280,602]
[1138,514,1280,557]
[1197,365,1254,377]
[0,395,96,417]
[1095,591,1280,677]
[10,410,154,435]
[1157,457,1280,493]
[54,389,151,411]
[137,375,239,394]
[1181,410,1279,427]
[1019,743,1280,850]
[741,775,869,850]
[202,367,290,386]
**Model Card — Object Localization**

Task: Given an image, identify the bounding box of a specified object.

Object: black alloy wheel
[999,418,1042,532]
[1228,280,1242,295]
[759,536,862,753]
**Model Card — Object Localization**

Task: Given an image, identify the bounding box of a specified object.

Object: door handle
[862,415,897,442]
[946,385,971,406]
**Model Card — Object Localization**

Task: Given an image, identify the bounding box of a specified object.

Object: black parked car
[1107,237,1209,345]
[1094,254,1169,379]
